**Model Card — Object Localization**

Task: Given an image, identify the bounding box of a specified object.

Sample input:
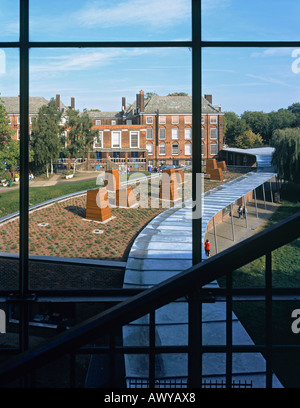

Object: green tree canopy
[241,110,270,143]
[0,97,14,147]
[0,139,20,173]
[272,128,300,183]
[268,109,297,136]
[223,111,250,146]
[234,129,264,149]
[31,99,63,177]
[145,92,158,100]
[168,92,188,96]
[65,108,98,160]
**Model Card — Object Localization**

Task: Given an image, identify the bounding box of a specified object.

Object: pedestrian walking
[204,239,210,258]
[238,205,242,219]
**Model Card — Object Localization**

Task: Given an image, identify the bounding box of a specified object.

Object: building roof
[87,111,124,119]
[0,96,67,114]
[142,95,221,115]
[222,147,275,156]
[125,95,222,118]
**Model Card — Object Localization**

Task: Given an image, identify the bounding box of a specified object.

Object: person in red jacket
[204,239,210,258]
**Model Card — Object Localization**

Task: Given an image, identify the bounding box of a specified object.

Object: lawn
[217,184,300,388]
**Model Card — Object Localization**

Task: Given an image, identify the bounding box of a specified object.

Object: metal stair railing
[0,211,299,387]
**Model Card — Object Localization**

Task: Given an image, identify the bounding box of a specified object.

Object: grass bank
[218,184,300,388]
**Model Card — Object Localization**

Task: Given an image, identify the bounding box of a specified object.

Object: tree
[272,128,300,183]
[241,110,270,143]
[145,92,158,100]
[234,129,264,149]
[0,139,19,174]
[223,111,249,146]
[31,99,63,178]
[65,108,98,168]
[268,109,297,136]
[0,96,14,147]
[167,92,188,96]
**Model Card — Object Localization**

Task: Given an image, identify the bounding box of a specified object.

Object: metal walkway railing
[0,211,299,388]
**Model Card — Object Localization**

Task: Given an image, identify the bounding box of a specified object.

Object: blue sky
[1,0,300,114]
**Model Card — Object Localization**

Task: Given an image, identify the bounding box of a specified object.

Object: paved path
[123,172,283,388]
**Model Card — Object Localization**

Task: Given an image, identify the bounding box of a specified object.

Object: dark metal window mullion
[19,0,30,364]
[192,0,202,266]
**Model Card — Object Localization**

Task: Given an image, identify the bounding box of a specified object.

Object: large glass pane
[0,49,19,289]
[28,46,191,290]
[202,0,300,41]
[0,0,19,42]
[29,0,191,42]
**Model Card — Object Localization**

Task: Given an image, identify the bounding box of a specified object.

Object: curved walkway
[123,170,282,388]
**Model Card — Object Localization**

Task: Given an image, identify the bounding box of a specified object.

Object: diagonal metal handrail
[0,211,299,385]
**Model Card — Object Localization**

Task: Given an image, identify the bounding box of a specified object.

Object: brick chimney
[71,97,75,110]
[122,97,126,111]
[56,94,61,108]
[140,90,144,113]
[204,94,212,104]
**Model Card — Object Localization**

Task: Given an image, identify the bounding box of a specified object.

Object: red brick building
[89,90,224,168]
[1,91,224,170]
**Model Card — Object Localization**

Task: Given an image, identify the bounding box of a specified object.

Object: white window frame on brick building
[201,128,205,139]
[146,116,153,124]
[185,128,192,140]
[172,115,179,124]
[172,128,179,140]
[159,116,166,124]
[159,144,166,155]
[111,131,121,148]
[185,143,192,156]
[172,144,179,155]
[17,115,20,124]
[201,143,205,156]
[93,131,103,148]
[130,131,139,149]
[210,144,217,155]
[111,120,116,125]
[146,128,153,140]
[17,129,20,140]
[201,116,205,124]
[126,120,132,125]
[146,143,153,155]
[210,116,217,124]
[95,120,101,126]
[185,115,192,124]
[159,128,166,140]
[210,128,217,139]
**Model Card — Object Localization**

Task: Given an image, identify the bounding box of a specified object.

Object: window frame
[159,128,166,140]
[210,128,217,140]
[159,144,166,156]
[111,131,121,148]
[172,143,179,155]
[130,131,139,149]
[172,128,179,140]
[185,143,192,156]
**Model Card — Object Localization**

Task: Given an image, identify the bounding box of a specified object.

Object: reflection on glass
[29,0,191,42]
